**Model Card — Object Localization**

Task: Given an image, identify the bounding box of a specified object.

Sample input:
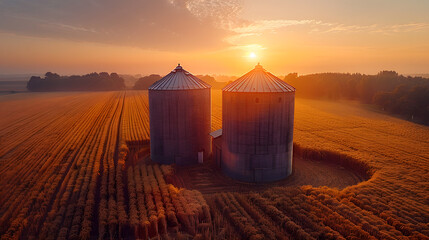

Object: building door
[198,151,204,164]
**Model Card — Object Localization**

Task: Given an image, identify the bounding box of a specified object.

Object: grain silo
[221,63,295,182]
[149,64,211,165]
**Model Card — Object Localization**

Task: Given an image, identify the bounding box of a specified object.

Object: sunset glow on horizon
[1,0,429,76]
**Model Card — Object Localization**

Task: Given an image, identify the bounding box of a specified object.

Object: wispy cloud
[226,19,429,43]
[231,19,320,34]
[229,19,429,35]
[50,23,98,34]
[1,0,428,52]
[388,23,429,33]
[172,0,243,29]
[223,18,429,52]
[320,24,378,33]
[0,0,237,51]
[229,44,266,51]
[317,22,429,34]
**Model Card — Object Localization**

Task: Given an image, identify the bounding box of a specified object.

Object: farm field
[0,81,27,95]
[0,91,211,239]
[0,90,428,239]
[209,91,429,239]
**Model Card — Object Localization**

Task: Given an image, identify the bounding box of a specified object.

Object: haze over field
[1,0,429,75]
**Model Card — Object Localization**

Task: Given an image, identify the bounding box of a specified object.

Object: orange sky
[1,0,429,76]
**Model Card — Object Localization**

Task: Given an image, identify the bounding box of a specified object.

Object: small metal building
[221,63,295,182]
[210,129,223,167]
[148,64,211,165]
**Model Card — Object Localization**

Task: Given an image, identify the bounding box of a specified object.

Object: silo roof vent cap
[175,63,183,71]
[222,63,295,93]
[149,64,211,90]
[255,62,264,70]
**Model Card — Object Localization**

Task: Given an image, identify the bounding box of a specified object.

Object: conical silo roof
[223,63,295,93]
[149,64,211,90]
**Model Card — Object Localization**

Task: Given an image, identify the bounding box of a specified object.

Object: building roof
[223,63,295,93]
[209,129,222,138]
[149,64,211,90]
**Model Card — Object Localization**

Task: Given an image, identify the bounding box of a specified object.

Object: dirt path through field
[173,156,365,194]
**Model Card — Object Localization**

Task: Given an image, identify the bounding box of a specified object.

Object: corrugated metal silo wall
[149,88,211,165]
[221,91,295,182]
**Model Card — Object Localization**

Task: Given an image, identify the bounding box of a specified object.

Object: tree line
[285,71,429,124]
[133,74,228,90]
[27,72,125,91]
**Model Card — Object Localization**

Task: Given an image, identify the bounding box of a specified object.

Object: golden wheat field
[0,90,428,240]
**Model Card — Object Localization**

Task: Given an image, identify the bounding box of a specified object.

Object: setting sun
[249,52,257,59]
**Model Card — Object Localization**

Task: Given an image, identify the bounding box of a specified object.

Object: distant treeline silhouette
[285,71,429,124]
[133,74,162,90]
[196,75,229,89]
[133,74,228,90]
[27,72,125,91]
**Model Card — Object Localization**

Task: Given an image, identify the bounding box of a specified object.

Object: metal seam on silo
[237,72,249,91]
[229,75,242,91]
[158,73,169,90]
[269,73,286,92]
[161,73,171,89]
[261,73,266,92]
[240,73,251,92]
[246,71,256,91]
